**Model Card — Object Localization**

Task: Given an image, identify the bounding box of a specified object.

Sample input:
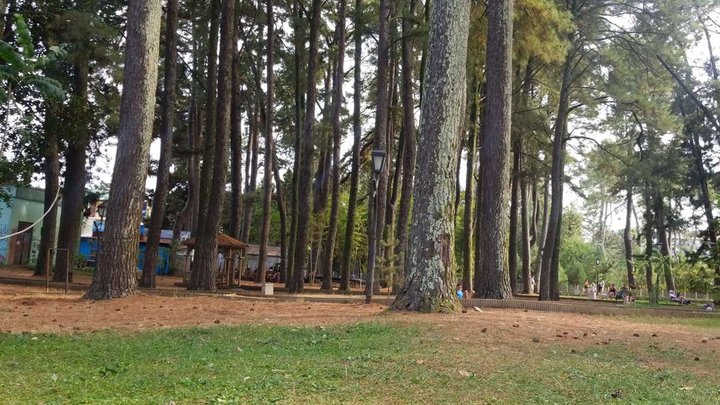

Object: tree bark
[394,0,417,281]
[229,40,243,240]
[35,115,60,277]
[508,138,520,295]
[623,186,636,287]
[534,174,549,294]
[241,100,259,244]
[521,173,532,294]
[174,102,201,237]
[310,71,333,282]
[643,186,655,302]
[654,194,675,291]
[392,0,470,312]
[540,45,573,301]
[475,0,514,299]
[472,116,485,293]
[686,122,719,303]
[188,0,236,290]
[290,0,322,293]
[85,0,163,300]
[272,154,288,282]
[287,0,305,289]
[366,0,392,302]
[141,0,179,288]
[320,0,347,292]
[55,63,90,283]
[196,0,220,234]
[339,0,363,292]
[256,0,275,284]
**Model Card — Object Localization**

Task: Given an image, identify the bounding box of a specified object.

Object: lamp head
[97,203,106,218]
[371,149,386,175]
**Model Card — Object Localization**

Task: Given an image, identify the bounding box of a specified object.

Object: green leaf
[0,41,24,70]
[24,77,64,101]
[0,86,7,103]
[13,14,33,59]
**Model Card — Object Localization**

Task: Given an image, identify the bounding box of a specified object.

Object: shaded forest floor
[0,280,719,403]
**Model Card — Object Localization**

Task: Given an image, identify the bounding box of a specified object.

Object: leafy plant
[0,14,66,103]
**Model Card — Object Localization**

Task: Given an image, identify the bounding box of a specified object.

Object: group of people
[583,280,634,303]
[454,279,713,310]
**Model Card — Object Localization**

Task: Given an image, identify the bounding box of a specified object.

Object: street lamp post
[366,149,386,304]
[595,258,600,290]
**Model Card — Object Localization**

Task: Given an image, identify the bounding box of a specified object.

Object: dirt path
[0,283,717,356]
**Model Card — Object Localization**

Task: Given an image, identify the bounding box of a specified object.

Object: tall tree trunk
[461,82,478,292]
[394,0,417,280]
[197,0,220,234]
[175,102,201,237]
[55,63,90,283]
[623,186,636,287]
[654,194,675,291]
[530,175,538,246]
[472,118,484,293]
[643,187,655,302]
[287,0,305,288]
[188,0,236,290]
[385,77,403,292]
[521,174,531,294]
[311,71,333,282]
[241,101,259,244]
[320,0,347,292]
[534,174,549,293]
[291,0,322,293]
[272,154,288,282]
[392,0,470,312]
[687,123,719,303]
[85,0,163,299]
[508,138,520,295]
[229,42,243,240]
[339,0,363,292]
[35,117,60,276]
[256,0,275,284]
[475,0,514,299]
[141,0,179,288]
[366,0,392,302]
[540,45,573,301]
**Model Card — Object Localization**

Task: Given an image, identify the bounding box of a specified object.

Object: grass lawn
[1,317,719,404]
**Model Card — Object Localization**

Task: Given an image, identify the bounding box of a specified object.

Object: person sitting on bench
[668,290,691,305]
[615,285,629,302]
[608,283,617,299]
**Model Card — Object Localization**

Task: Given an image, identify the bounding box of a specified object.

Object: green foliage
[0,14,66,103]
[672,260,715,294]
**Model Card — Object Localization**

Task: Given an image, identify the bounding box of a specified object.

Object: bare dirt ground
[1,282,718,356]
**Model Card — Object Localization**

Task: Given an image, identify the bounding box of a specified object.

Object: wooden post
[45,248,50,293]
[65,248,69,294]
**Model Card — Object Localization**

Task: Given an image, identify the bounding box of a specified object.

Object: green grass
[1,322,719,404]
[609,313,720,330]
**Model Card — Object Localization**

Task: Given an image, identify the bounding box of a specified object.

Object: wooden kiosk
[182,233,247,288]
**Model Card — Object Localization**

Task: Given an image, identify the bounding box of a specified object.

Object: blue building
[0,186,62,265]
